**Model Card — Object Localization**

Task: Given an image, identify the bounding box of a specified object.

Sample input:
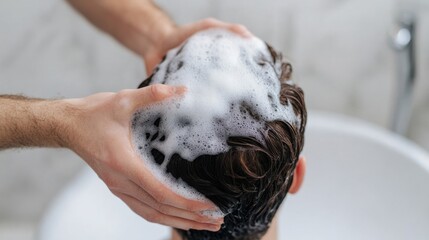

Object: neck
[171,215,278,240]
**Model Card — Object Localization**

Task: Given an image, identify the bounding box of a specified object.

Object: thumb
[128,84,186,111]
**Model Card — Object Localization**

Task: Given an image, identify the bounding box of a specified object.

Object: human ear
[288,156,306,194]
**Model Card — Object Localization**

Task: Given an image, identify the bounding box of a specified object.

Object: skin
[170,157,307,240]
[1,0,252,232]
[0,86,220,231]
[66,0,252,75]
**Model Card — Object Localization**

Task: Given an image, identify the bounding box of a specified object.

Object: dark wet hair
[138,44,307,240]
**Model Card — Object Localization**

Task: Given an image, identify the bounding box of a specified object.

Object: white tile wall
[0,0,428,239]
[0,222,35,240]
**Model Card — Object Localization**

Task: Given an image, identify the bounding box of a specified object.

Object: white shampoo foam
[131,29,298,205]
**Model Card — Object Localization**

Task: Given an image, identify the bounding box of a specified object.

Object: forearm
[0,95,73,149]
[66,0,175,57]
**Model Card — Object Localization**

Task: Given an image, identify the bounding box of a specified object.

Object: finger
[116,193,222,232]
[132,160,218,212]
[143,50,163,75]
[99,151,218,226]
[126,84,187,111]
[144,55,160,76]
[120,148,218,212]
[113,138,219,213]
[227,24,253,38]
[120,178,223,224]
[179,18,252,39]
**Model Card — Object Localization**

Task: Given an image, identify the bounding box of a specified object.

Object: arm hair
[0,95,74,149]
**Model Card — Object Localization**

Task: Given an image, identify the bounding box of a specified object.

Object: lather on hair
[135,31,307,240]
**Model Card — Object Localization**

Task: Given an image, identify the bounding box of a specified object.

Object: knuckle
[201,18,218,27]
[156,193,167,204]
[114,90,134,112]
[157,204,169,215]
[152,190,167,204]
[136,190,150,204]
[136,174,147,188]
[230,24,247,34]
[99,172,122,191]
[158,190,167,204]
[109,184,122,193]
[149,84,161,99]
[189,205,200,212]
[101,174,116,188]
[233,24,245,30]
[145,212,161,223]
[194,214,208,223]
[185,202,200,212]
[109,189,121,197]
[148,84,168,101]
[105,157,123,172]
[115,89,130,102]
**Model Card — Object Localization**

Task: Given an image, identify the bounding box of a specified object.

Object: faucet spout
[390,12,416,135]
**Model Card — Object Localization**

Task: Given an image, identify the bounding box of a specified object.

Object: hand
[62,84,223,231]
[66,0,251,76]
[143,18,253,75]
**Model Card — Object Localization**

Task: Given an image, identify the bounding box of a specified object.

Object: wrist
[130,9,176,58]
[56,93,116,156]
[105,0,176,58]
[38,99,78,148]
[67,0,176,59]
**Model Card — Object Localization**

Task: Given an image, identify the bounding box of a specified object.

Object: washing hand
[63,0,254,230]
[0,87,223,231]
[62,84,223,231]
[142,18,253,74]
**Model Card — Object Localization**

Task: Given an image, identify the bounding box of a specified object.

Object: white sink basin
[38,112,429,240]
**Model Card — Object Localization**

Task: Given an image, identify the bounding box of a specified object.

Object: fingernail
[203,215,223,224]
[243,28,253,38]
[173,86,187,95]
[208,224,221,232]
[210,218,224,224]
[236,25,252,38]
[202,218,223,225]
[242,29,253,38]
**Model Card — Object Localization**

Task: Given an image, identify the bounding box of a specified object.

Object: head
[134,30,307,240]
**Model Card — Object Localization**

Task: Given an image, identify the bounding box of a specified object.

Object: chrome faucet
[390,12,416,135]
